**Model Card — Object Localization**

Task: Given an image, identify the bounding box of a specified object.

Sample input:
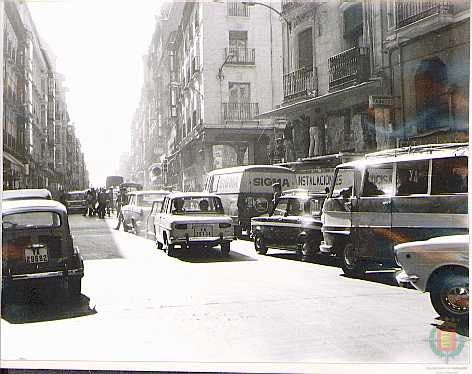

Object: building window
[343,2,363,48]
[229,31,248,50]
[229,82,250,103]
[227,1,250,17]
[415,57,449,133]
[297,28,313,70]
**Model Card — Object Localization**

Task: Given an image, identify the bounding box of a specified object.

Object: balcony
[395,0,452,29]
[328,47,370,91]
[225,48,256,65]
[222,102,259,121]
[283,67,317,101]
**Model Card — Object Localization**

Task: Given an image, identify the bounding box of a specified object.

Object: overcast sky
[28,0,163,187]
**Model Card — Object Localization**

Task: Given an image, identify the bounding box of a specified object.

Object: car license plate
[193,225,212,237]
[24,245,49,264]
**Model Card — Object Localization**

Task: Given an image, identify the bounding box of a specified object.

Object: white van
[205,165,296,235]
[320,143,468,276]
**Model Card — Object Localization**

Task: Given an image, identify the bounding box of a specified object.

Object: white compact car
[154,192,234,257]
[395,235,469,320]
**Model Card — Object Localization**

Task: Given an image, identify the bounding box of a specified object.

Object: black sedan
[250,190,325,261]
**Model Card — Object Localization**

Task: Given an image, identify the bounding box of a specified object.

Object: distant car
[395,235,469,320]
[2,199,84,300]
[64,190,87,214]
[251,189,325,261]
[2,188,52,201]
[144,199,165,240]
[119,190,170,235]
[154,192,235,257]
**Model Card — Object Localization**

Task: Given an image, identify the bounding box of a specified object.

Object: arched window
[415,57,449,133]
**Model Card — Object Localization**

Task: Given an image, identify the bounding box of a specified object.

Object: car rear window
[138,193,167,207]
[66,193,85,200]
[2,212,62,231]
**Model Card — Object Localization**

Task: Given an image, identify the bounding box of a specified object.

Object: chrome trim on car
[319,241,333,254]
[10,269,84,281]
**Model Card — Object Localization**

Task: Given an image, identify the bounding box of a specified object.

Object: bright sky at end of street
[27,0,165,187]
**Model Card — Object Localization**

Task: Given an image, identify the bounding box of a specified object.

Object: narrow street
[2,214,468,366]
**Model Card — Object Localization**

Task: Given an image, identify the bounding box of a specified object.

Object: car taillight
[174,223,187,230]
[219,223,231,228]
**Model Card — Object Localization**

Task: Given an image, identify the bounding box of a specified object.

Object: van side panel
[391,194,468,245]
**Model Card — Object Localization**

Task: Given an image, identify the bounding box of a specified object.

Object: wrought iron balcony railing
[222,102,259,121]
[328,47,370,91]
[227,1,250,17]
[225,48,256,65]
[283,66,317,101]
[395,0,452,28]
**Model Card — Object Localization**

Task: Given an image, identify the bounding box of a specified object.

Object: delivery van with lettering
[205,165,296,235]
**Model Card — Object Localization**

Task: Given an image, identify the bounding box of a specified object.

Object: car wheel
[301,239,316,262]
[340,242,365,276]
[132,220,139,236]
[430,271,469,321]
[254,234,268,255]
[167,243,175,257]
[68,277,82,300]
[121,216,129,232]
[221,242,230,257]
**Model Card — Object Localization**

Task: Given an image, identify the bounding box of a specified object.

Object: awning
[3,152,26,169]
[257,79,383,119]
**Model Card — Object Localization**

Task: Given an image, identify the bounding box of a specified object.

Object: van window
[431,156,468,194]
[287,199,304,216]
[331,168,355,198]
[211,175,219,192]
[362,164,393,196]
[396,160,429,195]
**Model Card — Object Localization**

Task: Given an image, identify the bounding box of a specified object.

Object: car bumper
[319,241,333,254]
[5,268,84,282]
[395,270,420,289]
[170,235,235,246]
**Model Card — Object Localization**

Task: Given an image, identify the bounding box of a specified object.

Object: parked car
[320,143,468,276]
[119,190,170,235]
[64,190,87,214]
[251,189,325,261]
[2,199,84,300]
[144,199,165,240]
[2,188,52,201]
[154,192,234,257]
[395,235,469,321]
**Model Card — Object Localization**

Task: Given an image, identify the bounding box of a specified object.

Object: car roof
[2,199,67,214]
[337,143,468,169]
[2,189,52,200]
[166,192,220,199]
[206,165,294,175]
[66,190,86,194]
[128,190,171,195]
[281,189,326,198]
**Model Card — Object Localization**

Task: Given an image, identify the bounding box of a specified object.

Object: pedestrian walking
[97,188,107,219]
[271,182,282,213]
[114,188,128,230]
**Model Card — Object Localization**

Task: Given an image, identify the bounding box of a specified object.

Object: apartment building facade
[132,0,284,191]
[2,0,89,193]
[259,0,469,160]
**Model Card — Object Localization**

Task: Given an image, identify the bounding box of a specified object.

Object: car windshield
[66,193,85,200]
[137,193,167,207]
[2,211,62,230]
[171,196,224,214]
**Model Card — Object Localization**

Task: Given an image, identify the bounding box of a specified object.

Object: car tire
[340,242,365,276]
[254,234,268,255]
[301,239,316,262]
[167,243,175,257]
[430,271,469,321]
[68,277,82,300]
[121,216,129,232]
[221,242,230,257]
[132,220,139,236]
